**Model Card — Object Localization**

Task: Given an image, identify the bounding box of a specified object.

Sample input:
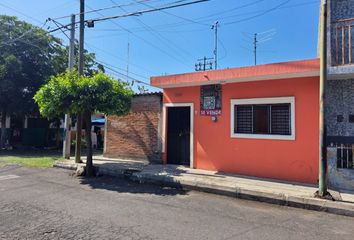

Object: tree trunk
[0,112,7,150]
[75,113,83,163]
[84,111,94,177]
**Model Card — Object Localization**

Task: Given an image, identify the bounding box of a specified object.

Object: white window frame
[230,97,295,140]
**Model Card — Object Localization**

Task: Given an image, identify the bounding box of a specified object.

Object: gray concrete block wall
[328,147,354,191]
[328,0,354,67]
[326,78,354,137]
[330,0,354,22]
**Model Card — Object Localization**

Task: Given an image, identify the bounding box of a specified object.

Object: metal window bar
[269,105,272,134]
[333,18,354,66]
[335,143,354,169]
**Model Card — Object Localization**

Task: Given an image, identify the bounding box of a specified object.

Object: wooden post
[349,24,352,64]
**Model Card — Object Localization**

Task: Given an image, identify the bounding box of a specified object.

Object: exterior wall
[327,0,354,73]
[326,78,354,139]
[329,0,354,22]
[163,77,320,184]
[328,147,354,191]
[104,94,162,163]
[326,1,354,190]
[326,0,354,139]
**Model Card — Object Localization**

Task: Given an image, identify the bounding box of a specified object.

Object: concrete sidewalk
[54,159,354,217]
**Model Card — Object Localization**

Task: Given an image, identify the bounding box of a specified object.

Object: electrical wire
[95,59,153,87]
[106,0,318,32]
[48,0,209,33]
[0,19,49,47]
[111,0,196,62]
[84,41,157,76]
[134,0,210,26]
[224,0,291,25]
[82,2,194,68]
[52,0,166,20]
[0,2,44,25]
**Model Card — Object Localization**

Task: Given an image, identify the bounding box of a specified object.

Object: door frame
[162,103,194,168]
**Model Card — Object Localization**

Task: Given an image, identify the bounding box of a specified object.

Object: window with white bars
[231,97,295,140]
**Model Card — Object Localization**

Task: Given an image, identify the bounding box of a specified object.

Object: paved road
[0,165,353,240]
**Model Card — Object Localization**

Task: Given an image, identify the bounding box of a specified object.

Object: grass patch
[0,154,62,167]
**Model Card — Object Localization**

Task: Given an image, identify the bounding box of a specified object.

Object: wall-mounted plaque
[200,84,222,116]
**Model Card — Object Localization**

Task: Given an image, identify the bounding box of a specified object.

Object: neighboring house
[150,59,320,184]
[104,93,162,163]
[326,0,354,191]
[0,112,106,150]
[0,115,62,148]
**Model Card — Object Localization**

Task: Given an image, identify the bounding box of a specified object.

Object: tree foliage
[0,15,65,116]
[0,15,104,148]
[34,70,133,118]
[34,70,134,176]
[0,15,104,118]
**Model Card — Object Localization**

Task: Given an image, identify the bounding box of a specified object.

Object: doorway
[166,106,191,166]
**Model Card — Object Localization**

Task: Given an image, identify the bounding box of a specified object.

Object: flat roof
[150,58,320,88]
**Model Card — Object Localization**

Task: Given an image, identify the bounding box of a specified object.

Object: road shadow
[79,174,187,197]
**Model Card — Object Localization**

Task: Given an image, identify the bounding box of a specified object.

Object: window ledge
[231,133,295,141]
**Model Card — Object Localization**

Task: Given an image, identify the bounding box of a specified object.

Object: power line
[52,0,156,20]
[224,0,292,25]
[83,41,156,76]
[50,19,71,40]
[194,0,266,22]
[48,0,209,33]
[0,19,49,47]
[95,59,153,87]
[82,1,196,68]
[98,57,150,80]
[84,41,154,81]
[111,0,317,32]
[112,0,267,31]
[111,0,196,62]
[0,2,44,25]
[0,3,153,89]
[218,38,227,62]
[134,0,210,26]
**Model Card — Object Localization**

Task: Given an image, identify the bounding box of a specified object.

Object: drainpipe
[318,0,328,197]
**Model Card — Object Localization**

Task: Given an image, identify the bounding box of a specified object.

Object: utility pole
[254,33,257,65]
[318,0,328,197]
[195,56,213,71]
[63,14,76,159]
[75,0,85,163]
[212,21,219,70]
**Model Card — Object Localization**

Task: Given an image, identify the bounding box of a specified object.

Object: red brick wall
[104,94,162,163]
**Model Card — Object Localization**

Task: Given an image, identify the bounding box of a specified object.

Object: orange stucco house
[151,58,320,184]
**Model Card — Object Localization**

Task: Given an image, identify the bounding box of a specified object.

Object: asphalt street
[0,165,353,240]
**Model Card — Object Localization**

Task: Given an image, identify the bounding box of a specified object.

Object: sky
[0,0,320,92]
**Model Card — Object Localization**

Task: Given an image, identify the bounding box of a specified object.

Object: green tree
[34,70,133,176]
[0,15,104,148]
[0,15,64,147]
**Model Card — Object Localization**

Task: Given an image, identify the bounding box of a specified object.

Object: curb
[131,172,354,217]
[54,162,354,217]
[53,161,78,170]
[54,161,139,178]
